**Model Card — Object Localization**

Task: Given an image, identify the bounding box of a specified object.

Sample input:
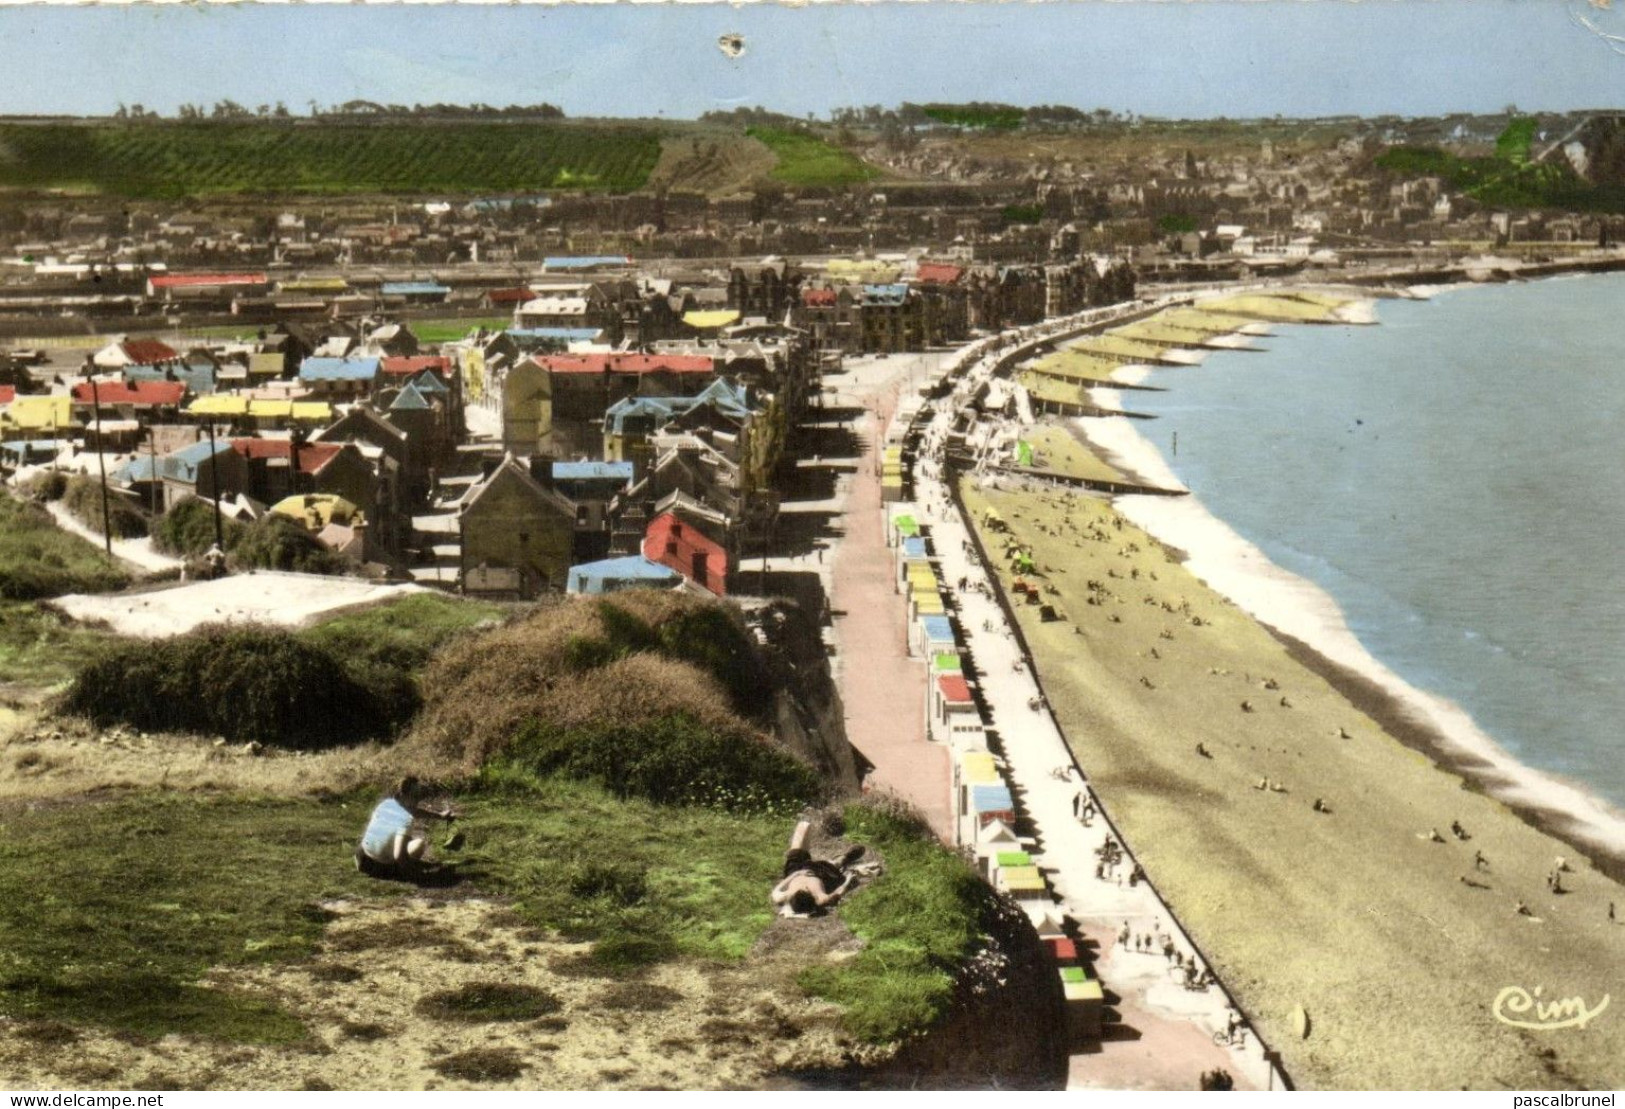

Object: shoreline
[1072,286,1625,881]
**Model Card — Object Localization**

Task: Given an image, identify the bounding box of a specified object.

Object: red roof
[486,286,535,304]
[916,262,965,286]
[0,386,15,405]
[937,674,973,703]
[119,339,180,364]
[537,353,714,376]
[643,512,728,596]
[149,273,266,289]
[71,380,186,407]
[380,355,452,377]
[1044,937,1079,963]
[230,438,343,475]
[801,288,838,307]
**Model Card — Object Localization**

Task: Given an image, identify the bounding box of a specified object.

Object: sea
[1127,273,1625,816]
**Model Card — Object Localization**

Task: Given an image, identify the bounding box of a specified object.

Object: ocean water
[1131,274,1625,811]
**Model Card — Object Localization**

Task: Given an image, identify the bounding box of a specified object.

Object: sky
[1,1,1623,121]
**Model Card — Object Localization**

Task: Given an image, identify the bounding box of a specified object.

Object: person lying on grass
[355,776,457,878]
[771,844,870,918]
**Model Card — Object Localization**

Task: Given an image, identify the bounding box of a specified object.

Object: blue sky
[2,1,1623,120]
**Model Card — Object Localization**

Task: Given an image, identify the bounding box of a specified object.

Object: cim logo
[1493,986,1610,1031]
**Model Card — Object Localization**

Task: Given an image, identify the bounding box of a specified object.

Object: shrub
[501,712,818,811]
[23,472,68,501]
[228,515,347,575]
[63,476,148,539]
[0,497,128,600]
[61,623,417,747]
[153,497,244,558]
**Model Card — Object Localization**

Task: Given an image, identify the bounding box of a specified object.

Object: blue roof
[509,327,604,343]
[552,460,635,484]
[901,536,929,558]
[114,455,161,483]
[602,378,753,437]
[127,362,214,395]
[567,555,681,595]
[300,357,381,382]
[410,369,449,395]
[160,439,231,484]
[389,383,431,412]
[1,439,66,457]
[863,283,911,305]
[544,256,631,270]
[380,282,450,296]
[970,786,1014,814]
[603,396,678,437]
[920,614,955,641]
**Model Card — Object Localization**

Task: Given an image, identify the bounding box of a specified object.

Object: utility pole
[204,420,224,550]
[89,375,113,557]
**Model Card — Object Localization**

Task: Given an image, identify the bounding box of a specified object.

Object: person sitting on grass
[355,776,455,878]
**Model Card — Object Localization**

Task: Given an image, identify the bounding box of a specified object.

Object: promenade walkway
[900,314,1288,1090]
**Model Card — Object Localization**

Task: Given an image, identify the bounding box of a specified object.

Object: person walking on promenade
[1475,849,1489,871]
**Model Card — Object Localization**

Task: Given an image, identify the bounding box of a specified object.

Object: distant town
[3,105,1622,595]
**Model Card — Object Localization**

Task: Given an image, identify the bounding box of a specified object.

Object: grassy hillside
[0,121,663,198]
[3,589,1007,1087]
[746,126,885,187]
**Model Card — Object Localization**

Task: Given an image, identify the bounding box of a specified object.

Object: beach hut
[1060,967,1104,1043]
[956,750,1002,845]
[886,506,920,548]
[1000,864,1049,901]
[916,613,957,659]
[969,784,1016,834]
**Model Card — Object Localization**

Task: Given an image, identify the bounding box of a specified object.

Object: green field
[409,318,513,344]
[746,126,883,187]
[0,121,663,198]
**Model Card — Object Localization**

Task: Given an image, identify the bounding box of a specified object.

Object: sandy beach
[970,290,1625,1088]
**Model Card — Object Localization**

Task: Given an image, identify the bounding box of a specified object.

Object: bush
[502,712,818,811]
[23,472,67,501]
[63,476,148,539]
[228,514,347,575]
[61,624,417,747]
[153,497,244,558]
[0,497,128,600]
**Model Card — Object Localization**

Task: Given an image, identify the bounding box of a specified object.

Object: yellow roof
[248,353,285,375]
[247,399,292,418]
[271,494,360,528]
[1,394,74,431]
[279,278,349,293]
[961,752,1000,783]
[913,596,945,615]
[291,401,332,422]
[187,395,249,416]
[826,258,901,284]
[682,309,741,330]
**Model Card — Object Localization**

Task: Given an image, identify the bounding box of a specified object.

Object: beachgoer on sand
[1475,850,1489,871]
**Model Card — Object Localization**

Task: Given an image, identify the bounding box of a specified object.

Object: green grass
[0,495,129,601]
[0,783,787,1040]
[746,126,883,187]
[300,593,504,676]
[410,318,513,344]
[0,794,385,1042]
[0,121,662,199]
[0,601,112,687]
[798,802,996,1044]
[461,778,788,968]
